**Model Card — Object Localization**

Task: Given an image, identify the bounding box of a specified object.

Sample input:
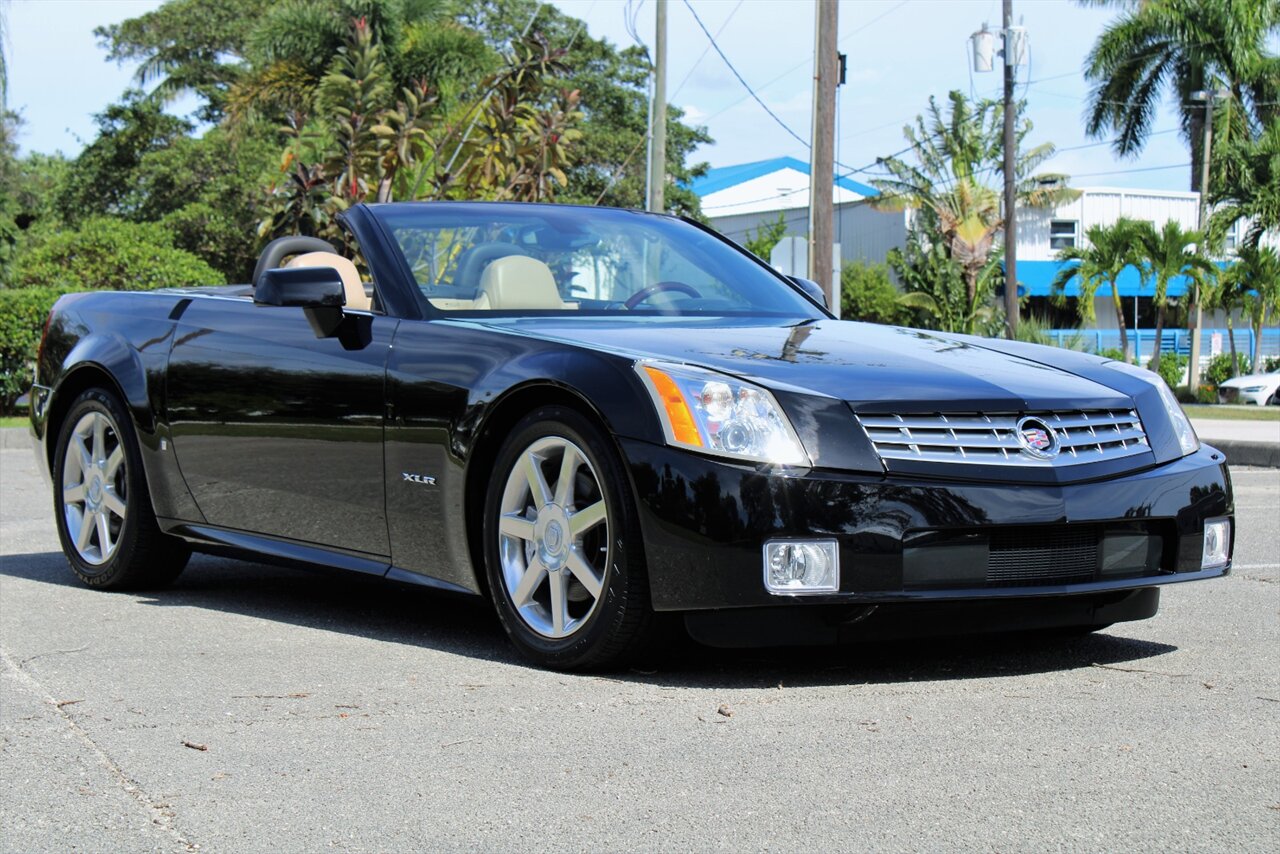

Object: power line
[681,0,809,150]
[1051,126,1180,153]
[1069,162,1191,178]
[698,0,910,125]
[842,0,911,41]
[671,0,743,99]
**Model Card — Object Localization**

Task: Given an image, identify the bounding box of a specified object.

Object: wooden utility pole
[1188,96,1214,391]
[1001,0,1018,339]
[647,0,668,213]
[808,0,838,307]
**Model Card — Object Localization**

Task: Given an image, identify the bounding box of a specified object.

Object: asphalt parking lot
[2,445,1277,853]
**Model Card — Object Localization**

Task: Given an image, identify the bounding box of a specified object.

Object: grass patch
[1185,405,1280,422]
[0,416,28,428]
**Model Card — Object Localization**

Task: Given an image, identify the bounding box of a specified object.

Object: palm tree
[1050,218,1148,359]
[1080,0,1280,192]
[1209,119,1280,251]
[872,91,1078,314]
[1133,220,1216,370]
[1222,244,1280,371]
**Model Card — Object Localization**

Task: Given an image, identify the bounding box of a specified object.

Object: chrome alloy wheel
[497,436,609,639]
[62,411,128,566]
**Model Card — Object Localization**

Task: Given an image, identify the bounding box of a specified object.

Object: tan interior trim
[286,252,371,311]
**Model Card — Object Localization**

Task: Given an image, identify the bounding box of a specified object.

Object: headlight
[635,360,809,466]
[1240,385,1264,393]
[1106,361,1199,456]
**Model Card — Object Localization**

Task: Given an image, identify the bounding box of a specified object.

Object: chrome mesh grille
[858,409,1149,467]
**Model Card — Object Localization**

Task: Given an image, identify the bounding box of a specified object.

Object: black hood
[486,317,1134,413]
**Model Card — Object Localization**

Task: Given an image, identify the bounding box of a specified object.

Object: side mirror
[254,266,346,308]
[255,266,346,338]
[788,275,828,308]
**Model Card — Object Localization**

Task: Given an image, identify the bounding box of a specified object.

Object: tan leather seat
[286,252,372,311]
[472,256,566,310]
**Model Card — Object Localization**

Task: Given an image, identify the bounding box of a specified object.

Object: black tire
[482,405,655,671]
[52,388,191,590]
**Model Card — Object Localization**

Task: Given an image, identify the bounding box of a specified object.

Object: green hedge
[0,287,85,414]
[11,217,221,291]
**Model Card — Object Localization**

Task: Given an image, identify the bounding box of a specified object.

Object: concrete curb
[1,427,30,451]
[1206,439,1280,469]
[4,426,1276,467]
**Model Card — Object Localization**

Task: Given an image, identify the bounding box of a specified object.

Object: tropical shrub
[742,214,787,263]
[1206,352,1252,386]
[1097,347,1128,362]
[841,261,907,325]
[0,286,84,414]
[1151,352,1188,390]
[11,218,222,291]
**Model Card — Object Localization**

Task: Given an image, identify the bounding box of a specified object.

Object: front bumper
[621,438,1233,612]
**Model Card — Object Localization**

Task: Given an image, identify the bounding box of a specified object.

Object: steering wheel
[623,281,702,310]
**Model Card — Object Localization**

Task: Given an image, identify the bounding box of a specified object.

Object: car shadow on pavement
[1,550,1179,687]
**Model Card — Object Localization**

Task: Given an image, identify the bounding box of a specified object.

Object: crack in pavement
[0,646,200,853]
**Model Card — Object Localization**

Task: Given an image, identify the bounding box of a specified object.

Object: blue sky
[7,0,1198,192]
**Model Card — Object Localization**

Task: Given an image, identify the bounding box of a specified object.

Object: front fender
[38,292,201,522]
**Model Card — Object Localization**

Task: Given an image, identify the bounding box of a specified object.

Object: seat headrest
[474,256,565,310]
[285,252,371,311]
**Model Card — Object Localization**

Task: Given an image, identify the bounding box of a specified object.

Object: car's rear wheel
[483,406,654,670]
[52,388,190,589]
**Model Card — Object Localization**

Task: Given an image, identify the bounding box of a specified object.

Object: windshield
[370,203,823,318]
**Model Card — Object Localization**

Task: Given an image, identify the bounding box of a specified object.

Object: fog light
[764,539,839,594]
[1202,518,1231,569]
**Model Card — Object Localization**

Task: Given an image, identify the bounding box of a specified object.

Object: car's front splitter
[619,438,1233,612]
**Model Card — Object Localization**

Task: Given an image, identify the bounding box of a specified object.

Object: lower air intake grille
[987,526,1099,586]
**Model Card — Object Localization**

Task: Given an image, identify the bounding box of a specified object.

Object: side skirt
[157,519,480,598]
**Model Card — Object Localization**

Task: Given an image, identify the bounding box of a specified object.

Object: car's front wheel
[482,406,654,670]
[52,388,191,589]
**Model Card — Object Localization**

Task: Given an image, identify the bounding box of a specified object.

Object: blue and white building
[692,157,1278,361]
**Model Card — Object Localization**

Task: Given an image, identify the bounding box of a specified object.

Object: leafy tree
[872,91,1076,318]
[94,0,270,122]
[1079,0,1280,192]
[1050,217,1148,359]
[840,261,908,325]
[12,218,222,291]
[58,91,193,223]
[0,109,20,284]
[130,128,279,281]
[1132,219,1215,370]
[1220,243,1280,372]
[100,0,710,216]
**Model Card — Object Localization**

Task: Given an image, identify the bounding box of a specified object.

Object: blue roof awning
[1016,260,1201,298]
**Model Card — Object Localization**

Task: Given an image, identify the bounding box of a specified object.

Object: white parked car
[1217,370,1280,405]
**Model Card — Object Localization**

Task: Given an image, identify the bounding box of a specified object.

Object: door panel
[166,298,396,556]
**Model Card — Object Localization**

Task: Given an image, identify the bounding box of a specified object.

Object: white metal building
[694,160,1275,354]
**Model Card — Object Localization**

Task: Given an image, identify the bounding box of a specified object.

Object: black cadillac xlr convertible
[29,202,1233,669]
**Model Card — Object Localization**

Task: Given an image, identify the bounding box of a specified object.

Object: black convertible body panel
[29,202,1234,660]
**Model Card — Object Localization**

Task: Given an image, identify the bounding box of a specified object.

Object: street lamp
[1186,88,1231,393]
